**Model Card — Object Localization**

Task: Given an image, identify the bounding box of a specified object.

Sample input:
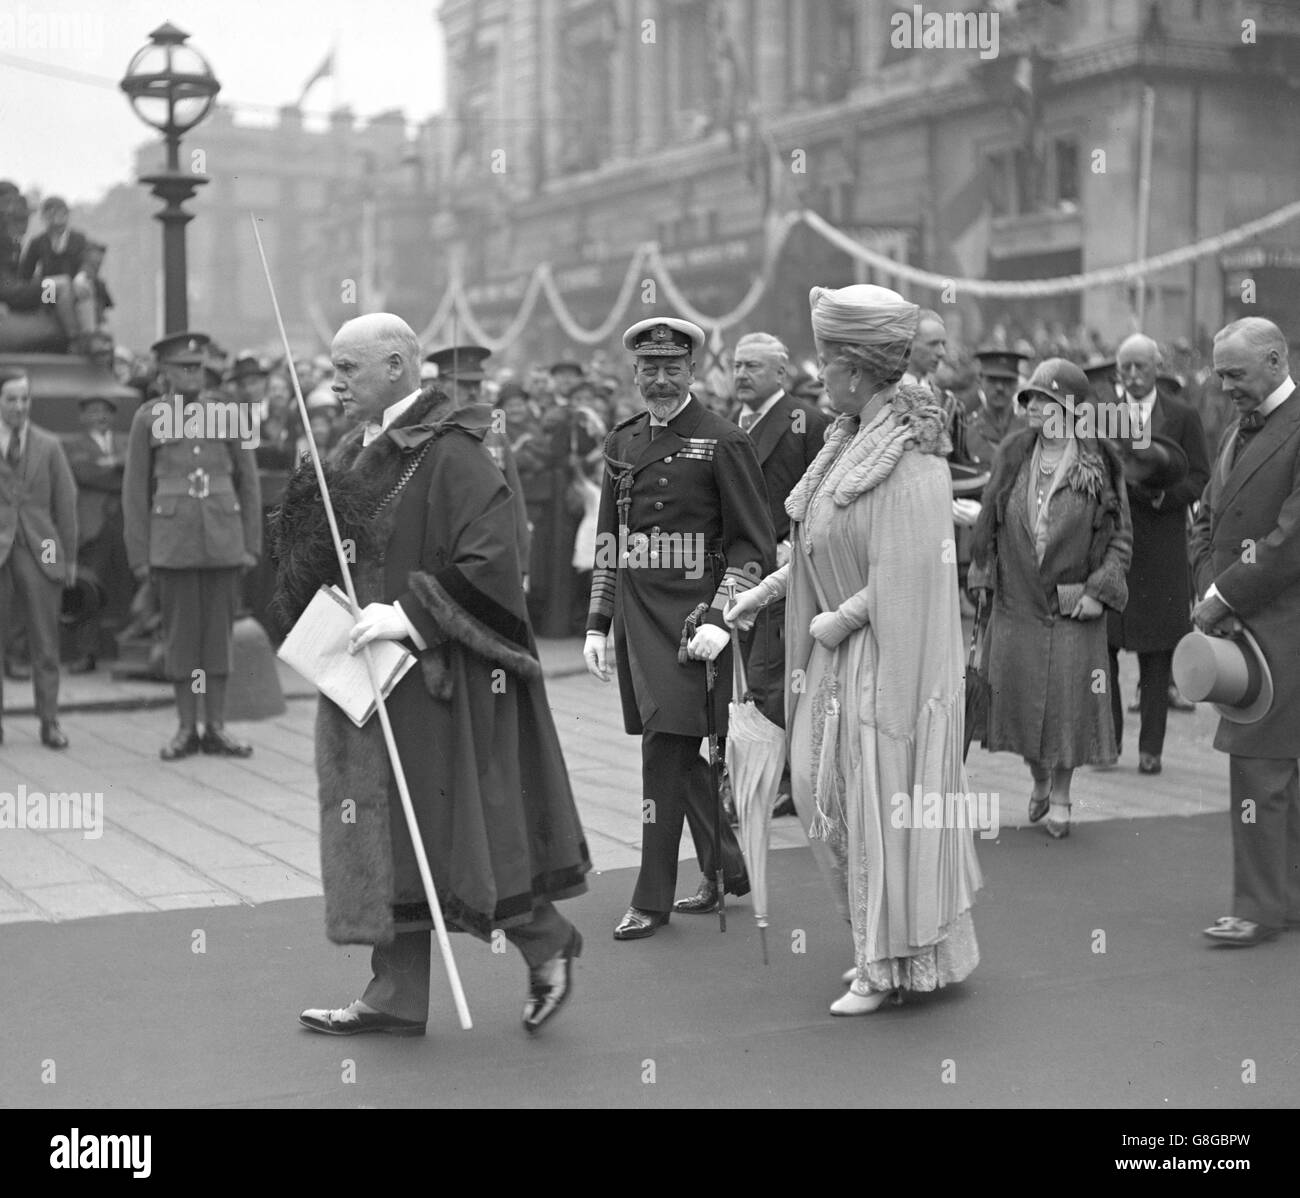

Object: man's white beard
[645,396,681,421]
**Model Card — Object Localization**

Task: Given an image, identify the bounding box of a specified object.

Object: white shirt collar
[362,389,421,446]
[740,388,785,426]
[649,395,692,426]
[1258,376,1296,420]
[901,369,927,388]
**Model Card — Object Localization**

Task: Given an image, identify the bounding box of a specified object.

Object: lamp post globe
[121,22,221,335]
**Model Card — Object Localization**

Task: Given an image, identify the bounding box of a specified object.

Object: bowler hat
[622,318,706,358]
[1172,628,1274,725]
[1124,433,1189,491]
[225,354,268,383]
[61,570,105,627]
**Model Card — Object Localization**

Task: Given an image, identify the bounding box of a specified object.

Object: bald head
[331,313,421,424]
[1117,332,1160,400]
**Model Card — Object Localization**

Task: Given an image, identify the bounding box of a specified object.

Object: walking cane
[249,214,472,1030]
[679,601,726,934]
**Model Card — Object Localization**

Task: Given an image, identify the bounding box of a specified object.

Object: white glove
[724,589,763,632]
[809,611,848,649]
[952,498,982,527]
[776,539,792,568]
[687,623,729,661]
[348,603,413,654]
[584,631,611,681]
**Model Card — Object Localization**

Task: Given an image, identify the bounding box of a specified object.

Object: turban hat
[809,284,920,387]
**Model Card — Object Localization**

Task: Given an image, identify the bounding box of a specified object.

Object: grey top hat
[1172,627,1274,724]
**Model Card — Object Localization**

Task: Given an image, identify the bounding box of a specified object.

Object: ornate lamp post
[120,22,220,335]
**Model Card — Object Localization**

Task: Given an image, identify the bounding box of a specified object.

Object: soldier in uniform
[122,332,262,759]
[964,349,1030,467]
[584,317,774,940]
[423,344,531,578]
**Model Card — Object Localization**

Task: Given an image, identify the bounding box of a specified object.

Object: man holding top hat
[1187,317,1300,947]
[121,332,262,760]
[1106,333,1210,775]
[584,316,774,939]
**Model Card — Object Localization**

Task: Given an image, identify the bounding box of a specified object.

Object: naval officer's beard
[644,389,684,423]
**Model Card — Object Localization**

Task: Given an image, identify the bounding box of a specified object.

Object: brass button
[193,445,200,454]
[663,456,672,463]
[653,501,664,510]
[651,525,661,534]
[657,477,668,486]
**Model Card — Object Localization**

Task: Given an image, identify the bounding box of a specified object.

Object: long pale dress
[754,402,982,992]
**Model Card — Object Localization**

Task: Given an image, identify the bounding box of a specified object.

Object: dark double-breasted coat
[1190,384,1300,760]
[1108,392,1210,653]
[587,398,775,739]
[733,391,830,725]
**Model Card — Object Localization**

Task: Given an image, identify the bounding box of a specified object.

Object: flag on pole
[298,48,335,106]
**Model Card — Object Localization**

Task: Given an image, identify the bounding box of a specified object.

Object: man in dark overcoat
[1190,317,1300,947]
[63,395,131,672]
[121,333,262,759]
[584,317,775,939]
[1107,333,1210,773]
[712,330,829,833]
[278,313,590,1035]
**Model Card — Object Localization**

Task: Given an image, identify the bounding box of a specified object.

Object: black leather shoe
[613,907,670,940]
[160,729,202,760]
[67,655,97,675]
[40,720,69,750]
[772,793,797,818]
[522,926,583,1034]
[1202,916,1279,947]
[5,661,32,681]
[1138,753,1162,775]
[299,1000,426,1037]
[672,873,751,914]
[201,726,253,757]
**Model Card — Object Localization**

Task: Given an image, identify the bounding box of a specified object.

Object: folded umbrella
[726,620,784,964]
[963,590,991,761]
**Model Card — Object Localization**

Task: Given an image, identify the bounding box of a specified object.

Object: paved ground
[0,638,1231,924]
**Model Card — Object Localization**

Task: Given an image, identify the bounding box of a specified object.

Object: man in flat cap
[584,317,774,939]
[122,332,262,759]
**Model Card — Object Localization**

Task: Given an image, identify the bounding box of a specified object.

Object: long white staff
[249,213,472,1030]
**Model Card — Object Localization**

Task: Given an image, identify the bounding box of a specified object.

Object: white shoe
[829,986,896,1016]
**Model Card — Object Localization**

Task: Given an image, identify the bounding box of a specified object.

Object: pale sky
[0,0,447,205]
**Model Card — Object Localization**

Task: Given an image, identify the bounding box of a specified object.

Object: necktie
[739,410,758,434]
[1232,408,1267,466]
[5,432,20,471]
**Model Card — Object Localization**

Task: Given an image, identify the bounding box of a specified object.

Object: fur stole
[268,387,469,636]
[786,383,952,521]
[972,428,1127,574]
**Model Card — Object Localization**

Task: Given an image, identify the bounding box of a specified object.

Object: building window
[1054,137,1079,204]
[987,150,1013,217]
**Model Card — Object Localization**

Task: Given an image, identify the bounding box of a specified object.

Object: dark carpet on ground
[3,811,1295,1108]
